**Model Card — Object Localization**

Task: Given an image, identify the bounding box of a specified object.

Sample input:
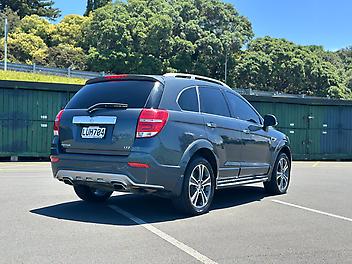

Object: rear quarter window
[177,87,199,112]
[66,81,157,109]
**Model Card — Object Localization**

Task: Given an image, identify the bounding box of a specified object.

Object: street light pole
[224,52,228,83]
[4,17,8,71]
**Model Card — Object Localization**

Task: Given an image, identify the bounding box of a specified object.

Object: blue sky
[54,0,352,51]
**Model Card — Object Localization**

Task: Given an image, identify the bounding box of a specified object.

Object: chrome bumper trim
[55,170,164,190]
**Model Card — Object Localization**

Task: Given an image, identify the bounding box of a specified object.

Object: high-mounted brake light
[136,109,169,138]
[53,109,64,136]
[104,74,129,80]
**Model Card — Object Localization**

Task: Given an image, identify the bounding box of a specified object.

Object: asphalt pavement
[0,161,351,264]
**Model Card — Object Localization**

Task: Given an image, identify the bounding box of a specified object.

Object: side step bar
[216,177,268,189]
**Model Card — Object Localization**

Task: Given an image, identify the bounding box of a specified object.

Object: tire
[74,185,113,203]
[173,157,215,215]
[264,153,291,195]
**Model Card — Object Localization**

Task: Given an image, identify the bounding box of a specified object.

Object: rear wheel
[173,157,215,215]
[74,185,113,202]
[264,153,291,194]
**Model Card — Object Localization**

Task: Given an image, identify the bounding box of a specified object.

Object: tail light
[50,155,60,163]
[128,162,150,168]
[53,109,64,136]
[136,109,169,138]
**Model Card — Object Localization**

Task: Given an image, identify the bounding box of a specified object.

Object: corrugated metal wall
[0,81,79,157]
[247,96,352,160]
[1,80,352,160]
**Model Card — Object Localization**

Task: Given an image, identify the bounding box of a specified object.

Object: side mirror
[263,114,278,128]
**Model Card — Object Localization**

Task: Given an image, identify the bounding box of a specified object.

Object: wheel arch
[268,141,292,181]
[279,145,292,163]
[179,139,219,178]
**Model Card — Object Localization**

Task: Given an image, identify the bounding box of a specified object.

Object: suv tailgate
[59,79,162,155]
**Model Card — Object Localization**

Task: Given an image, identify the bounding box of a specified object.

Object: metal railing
[0,61,104,79]
[235,87,332,100]
[0,62,337,100]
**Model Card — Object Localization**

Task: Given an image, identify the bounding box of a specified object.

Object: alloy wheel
[188,164,212,209]
[276,157,289,192]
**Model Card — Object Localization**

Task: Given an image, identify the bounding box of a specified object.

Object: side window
[226,92,261,124]
[177,87,199,112]
[199,87,230,117]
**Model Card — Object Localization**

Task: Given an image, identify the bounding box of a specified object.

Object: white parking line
[272,200,352,223]
[108,205,218,264]
[312,161,320,167]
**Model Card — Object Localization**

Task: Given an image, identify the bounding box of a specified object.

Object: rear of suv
[51,73,291,215]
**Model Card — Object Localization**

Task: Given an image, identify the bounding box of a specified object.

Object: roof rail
[163,73,230,88]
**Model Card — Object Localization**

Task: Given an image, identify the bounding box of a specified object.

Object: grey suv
[51,73,291,215]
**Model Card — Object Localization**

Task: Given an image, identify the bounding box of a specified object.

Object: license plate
[81,126,106,139]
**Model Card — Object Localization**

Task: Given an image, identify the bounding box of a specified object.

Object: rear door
[199,86,243,179]
[60,80,162,156]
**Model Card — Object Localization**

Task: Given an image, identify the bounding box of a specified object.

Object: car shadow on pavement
[30,186,270,226]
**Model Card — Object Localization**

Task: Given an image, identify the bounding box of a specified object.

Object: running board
[216,177,268,189]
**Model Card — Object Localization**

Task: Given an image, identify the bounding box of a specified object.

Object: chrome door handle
[242,129,250,134]
[206,122,217,128]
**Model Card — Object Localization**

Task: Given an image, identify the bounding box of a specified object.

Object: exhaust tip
[113,183,127,191]
[63,177,74,186]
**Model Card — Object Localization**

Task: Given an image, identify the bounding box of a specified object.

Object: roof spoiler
[86,74,163,85]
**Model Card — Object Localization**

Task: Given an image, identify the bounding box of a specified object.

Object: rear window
[66,81,157,109]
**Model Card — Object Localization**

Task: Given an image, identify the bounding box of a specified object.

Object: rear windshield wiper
[87,102,128,113]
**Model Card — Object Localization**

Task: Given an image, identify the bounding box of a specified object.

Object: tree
[0,0,60,19]
[52,15,89,47]
[232,37,350,98]
[84,0,112,16]
[5,32,48,64]
[83,0,253,78]
[0,7,20,36]
[15,15,54,45]
[47,44,87,70]
[168,0,253,79]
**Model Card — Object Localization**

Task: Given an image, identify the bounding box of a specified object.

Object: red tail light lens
[136,109,169,138]
[50,155,60,163]
[104,74,129,80]
[128,162,150,168]
[53,109,64,136]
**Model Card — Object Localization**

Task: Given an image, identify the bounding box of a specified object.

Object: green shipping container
[0,80,80,158]
[245,94,352,160]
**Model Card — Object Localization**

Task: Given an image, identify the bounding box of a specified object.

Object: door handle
[242,129,250,134]
[206,122,217,128]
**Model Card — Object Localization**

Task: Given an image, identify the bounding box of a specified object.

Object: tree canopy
[1,0,352,99]
[232,37,350,98]
[84,0,253,80]
[0,0,60,19]
[84,0,112,16]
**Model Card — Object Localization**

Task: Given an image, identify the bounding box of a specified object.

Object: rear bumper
[51,152,184,197]
[55,170,164,192]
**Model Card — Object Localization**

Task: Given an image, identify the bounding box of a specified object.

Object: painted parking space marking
[272,200,352,223]
[108,205,218,264]
[312,161,320,167]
